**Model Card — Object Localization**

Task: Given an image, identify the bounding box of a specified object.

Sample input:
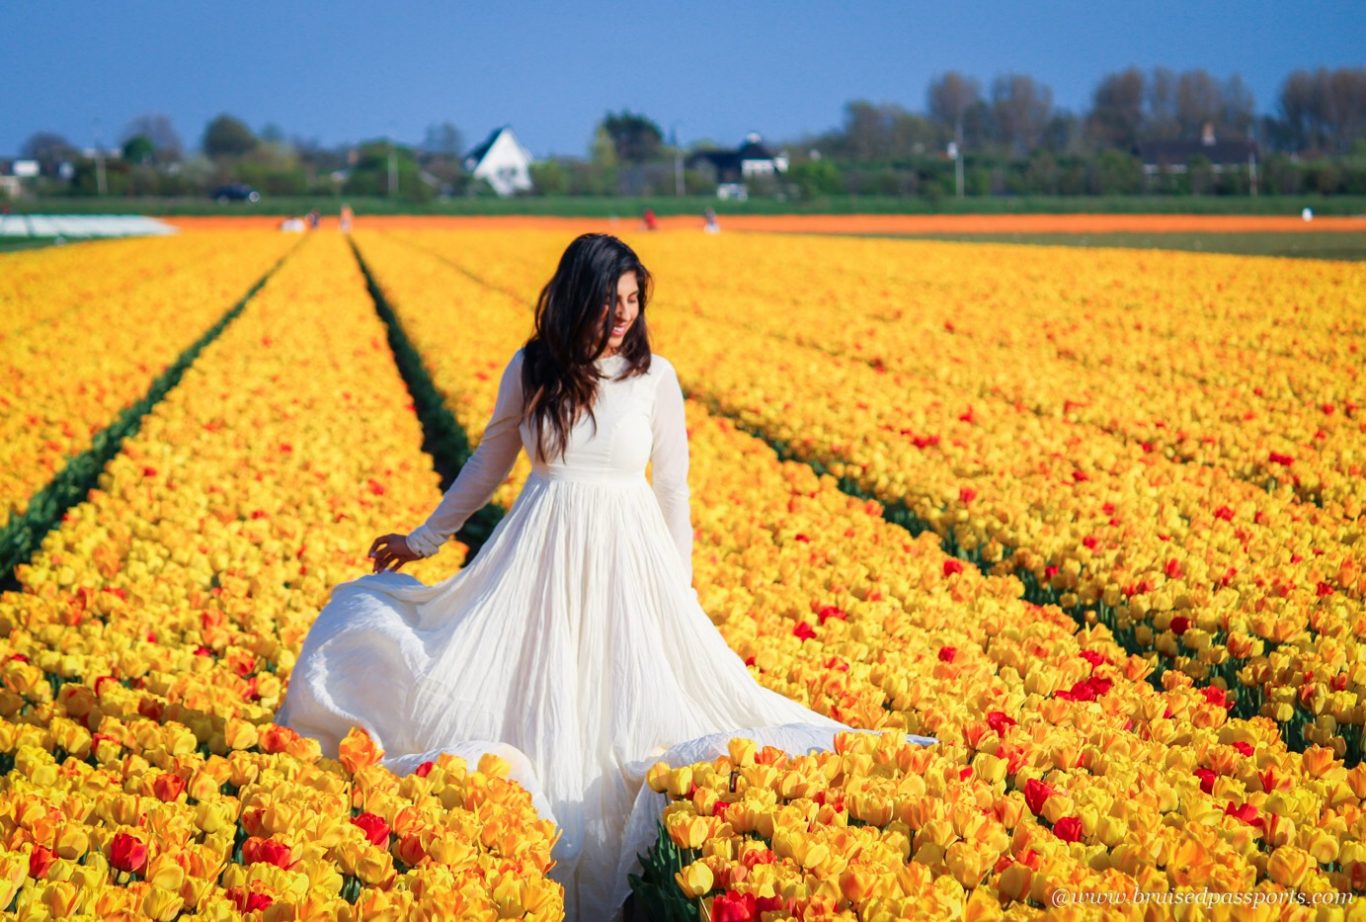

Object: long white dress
[275,347,935,920]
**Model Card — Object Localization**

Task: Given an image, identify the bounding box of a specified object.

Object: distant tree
[422,121,465,157]
[960,99,995,150]
[1091,148,1143,194]
[1186,153,1215,195]
[1258,112,1300,155]
[789,158,842,198]
[1040,112,1082,155]
[529,159,569,196]
[990,73,1053,157]
[21,131,79,177]
[888,109,936,158]
[122,113,183,161]
[1146,67,1181,140]
[202,114,257,157]
[927,71,981,145]
[843,100,889,160]
[1086,68,1146,150]
[1217,75,1256,139]
[1176,69,1222,137]
[840,100,933,161]
[260,122,286,143]
[600,110,663,164]
[122,135,156,165]
[342,138,432,200]
[411,122,466,196]
[1284,68,1366,154]
[590,125,618,168]
[1328,69,1366,153]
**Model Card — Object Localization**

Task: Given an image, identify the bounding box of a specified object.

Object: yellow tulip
[674,860,714,898]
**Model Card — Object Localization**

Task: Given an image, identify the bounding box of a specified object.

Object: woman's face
[602,272,640,354]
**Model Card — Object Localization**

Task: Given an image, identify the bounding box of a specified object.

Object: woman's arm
[650,357,694,584]
[405,349,525,557]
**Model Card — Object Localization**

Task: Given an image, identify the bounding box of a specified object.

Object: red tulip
[228,888,274,912]
[986,711,1016,735]
[1224,802,1263,827]
[351,812,390,846]
[153,772,186,802]
[29,844,55,879]
[109,832,147,874]
[242,837,294,869]
[1052,816,1083,842]
[816,605,847,625]
[1024,778,1055,815]
[712,890,757,922]
[1200,687,1230,709]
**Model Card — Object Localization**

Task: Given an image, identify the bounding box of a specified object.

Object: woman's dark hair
[520,233,653,463]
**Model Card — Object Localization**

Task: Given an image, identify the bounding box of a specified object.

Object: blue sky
[6,0,1362,158]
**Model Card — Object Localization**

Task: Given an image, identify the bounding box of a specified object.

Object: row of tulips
[351,229,1366,918]
[622,233,1365,514]
[390,228,1366,761]
[0,233,561,919]
[0,231,298,532]
[0,234,252,331]
[409,227,1364,511]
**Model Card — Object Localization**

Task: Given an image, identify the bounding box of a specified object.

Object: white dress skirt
[275,348,935,921]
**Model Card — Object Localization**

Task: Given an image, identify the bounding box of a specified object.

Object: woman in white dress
[275,233,934,921]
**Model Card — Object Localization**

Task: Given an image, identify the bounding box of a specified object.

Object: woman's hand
[368,533,422,573]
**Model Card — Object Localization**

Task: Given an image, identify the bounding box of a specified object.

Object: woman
[276,233,934,920]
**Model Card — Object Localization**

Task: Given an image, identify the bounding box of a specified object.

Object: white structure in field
[0,215,177,238]
[463,126,535,196]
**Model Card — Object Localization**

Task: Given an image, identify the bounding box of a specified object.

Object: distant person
[340,203,354,233]
[704,207,719,234]
[307,209,321,230]
[642,207,658,231]
[1302,206,1314,222]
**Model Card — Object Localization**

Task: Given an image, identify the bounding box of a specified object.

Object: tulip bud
[674,860,714,898]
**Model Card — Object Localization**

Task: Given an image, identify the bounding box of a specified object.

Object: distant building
[0,159,40,199]
[463,126,534,197]
[1137,122,1257,178]
[687,132,789,200]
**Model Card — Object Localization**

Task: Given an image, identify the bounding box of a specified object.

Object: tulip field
[1,222,1364,920]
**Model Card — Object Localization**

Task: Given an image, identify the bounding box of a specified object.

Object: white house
[463,126,534,196]
[686,132,789,200]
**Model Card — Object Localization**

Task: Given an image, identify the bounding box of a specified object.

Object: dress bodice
[403,347,694,581]
[521,354,655,483]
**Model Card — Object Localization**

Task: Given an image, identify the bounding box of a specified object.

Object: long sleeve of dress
[405,349,525,558]
[650,358,693,585]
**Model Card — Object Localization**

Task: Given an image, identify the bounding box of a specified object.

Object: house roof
[688,149,740,170]
[464,126,509,167]
[1137,138,1257,165]
[735,137,777,161]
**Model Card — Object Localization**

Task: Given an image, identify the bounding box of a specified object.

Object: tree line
[9,66,1365,201]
